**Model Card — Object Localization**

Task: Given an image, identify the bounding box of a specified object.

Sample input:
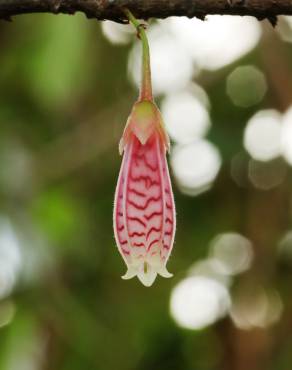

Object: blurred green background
[0,12,292,370]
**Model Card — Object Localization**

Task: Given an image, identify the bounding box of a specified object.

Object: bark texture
[0,1,292,22]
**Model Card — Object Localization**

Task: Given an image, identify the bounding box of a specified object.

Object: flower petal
[114,129,176,286]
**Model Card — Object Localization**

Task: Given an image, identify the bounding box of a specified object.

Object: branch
[0,1,292,23]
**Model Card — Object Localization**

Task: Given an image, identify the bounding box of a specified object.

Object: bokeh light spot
[230,152,249,188]
[226,65,267,108]
[168,16,262,70]
[210,233,253,275]
[101,21,133,45]
[248,158,287,190]
[188,258,231,286]
[170,276,231,330]
[171,141,222,196]
[230,286,283,330]
[281,106,292,166]
[162,90,211,144]
[244,110,282,161]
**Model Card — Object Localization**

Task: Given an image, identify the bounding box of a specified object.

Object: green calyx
[130,101,157,144]
[119,101,169,154]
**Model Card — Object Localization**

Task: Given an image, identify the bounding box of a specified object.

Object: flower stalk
[124,9,152,101]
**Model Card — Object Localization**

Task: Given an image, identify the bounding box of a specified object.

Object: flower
[113,10,176,286]
[113,100,176,286]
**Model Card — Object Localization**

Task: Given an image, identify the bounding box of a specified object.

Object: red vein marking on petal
[128,217,147,227]
[135,153,158,172]
[120,240,128,245]
[165,217,173,224]
[121,248,130,255]
[148,239,160,251]
[146,226,161,240]
[133,242,145,247]
[127,196,161,211]
[118,225,125,231]
[129,174,160,188]
[129,231,146,237]
[144,211,163,221]
[154,136,167,258]
[128,187,146,198]
[122,140,134,256]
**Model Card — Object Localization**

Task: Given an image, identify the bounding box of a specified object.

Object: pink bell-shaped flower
[113,11,176,286]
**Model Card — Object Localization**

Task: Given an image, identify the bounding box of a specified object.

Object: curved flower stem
[124,8,153,101]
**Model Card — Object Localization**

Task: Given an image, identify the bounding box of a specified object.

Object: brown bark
[0,1,292,22]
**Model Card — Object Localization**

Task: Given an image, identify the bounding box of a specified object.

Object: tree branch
[0,0,292,23]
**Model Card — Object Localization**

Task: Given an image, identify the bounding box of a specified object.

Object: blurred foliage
[0,11,291,370]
